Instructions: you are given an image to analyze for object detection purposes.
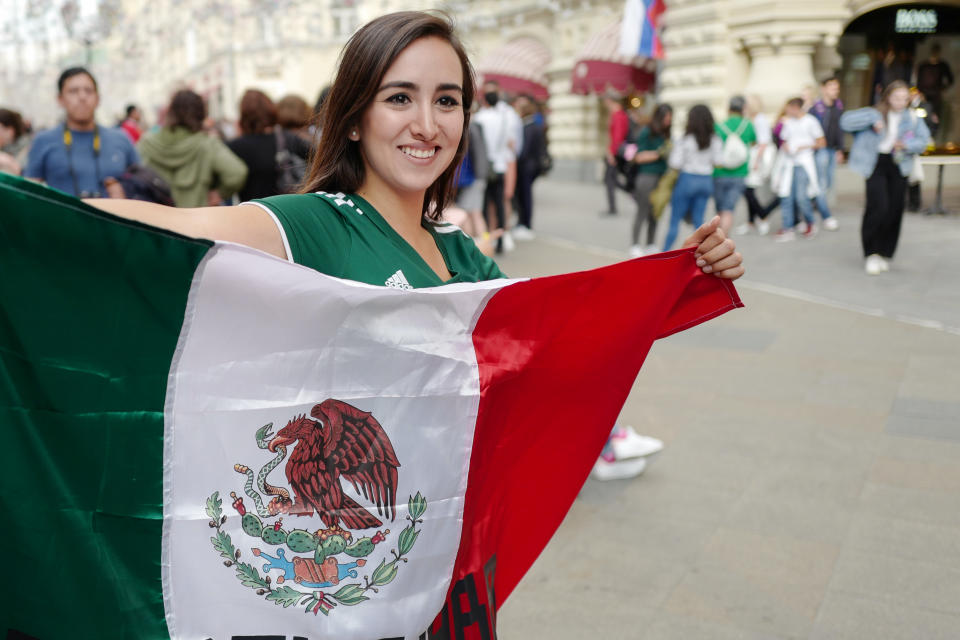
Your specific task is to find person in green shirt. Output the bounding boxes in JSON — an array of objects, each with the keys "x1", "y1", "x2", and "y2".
[
  {"x1": 84, "y1": 9, "x2": 745, "y2": 636},
  {"x1": 628, "y1": 103, "x2": 672, "y2": 258},
  {"x1": 713, "y1": 96, "x2": 757, "y2": 234}
]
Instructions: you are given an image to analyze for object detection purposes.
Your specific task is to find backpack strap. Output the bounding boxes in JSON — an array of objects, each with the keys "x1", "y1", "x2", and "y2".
[{"x1": 734, "y1": 118, "x2": 749, "y2": 136}]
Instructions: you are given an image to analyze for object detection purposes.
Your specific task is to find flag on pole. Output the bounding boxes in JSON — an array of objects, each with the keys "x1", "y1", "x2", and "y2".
[
  {"x1": 0, "y1": 174, "x2": 741, "y2": 639},
  {"x1": 619, "y1": 0, "x2": 666, "y2": 59}
]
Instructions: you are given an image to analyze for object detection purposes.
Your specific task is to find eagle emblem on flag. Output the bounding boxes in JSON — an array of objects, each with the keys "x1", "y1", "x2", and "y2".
[{"x1": 205, "y1": 399, "x2": 427, "y2": 616}]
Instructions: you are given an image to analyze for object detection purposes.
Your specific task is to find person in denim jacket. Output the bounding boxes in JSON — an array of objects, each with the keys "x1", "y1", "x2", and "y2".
[{"x1": 840, "y1": 80, "x2": 930, "y2": 276}]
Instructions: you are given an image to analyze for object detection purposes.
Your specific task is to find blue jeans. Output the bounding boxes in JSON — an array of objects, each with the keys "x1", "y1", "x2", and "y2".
[
  {"x1": 664, "y1": 172, "x2": 712, "y2": 251},
  {"x1": 781, "y1": 166, "x2": 814, "y2": 230},
  {"x1": 813, "y1": 148, "x2": 834, "y2": 220}
]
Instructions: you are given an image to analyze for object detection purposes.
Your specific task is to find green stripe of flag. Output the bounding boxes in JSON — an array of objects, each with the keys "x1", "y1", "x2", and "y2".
[{"x1": 1, "y1": 174, "x2": 212, "y2": 638}]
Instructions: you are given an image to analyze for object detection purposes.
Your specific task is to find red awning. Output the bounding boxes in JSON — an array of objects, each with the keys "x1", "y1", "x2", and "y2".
[
  {"x1": 477, "y1": 37, "x2": 551, "y2": 101},
  {"x1": 571, "y1": 21, "x2": 656, "y2": 96}
]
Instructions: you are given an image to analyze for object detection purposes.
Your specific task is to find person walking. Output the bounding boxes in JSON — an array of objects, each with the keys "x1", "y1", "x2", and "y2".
[
  {"x1": 601, "y1": 94, "x2": 630, "y2": 216},
  {"x1": 713, "y1": 96, "x2": 756, "y2": 234},
  {"x1": 453, "y1": 110, "x2": 490, "y2": 240},
  {"x1": 228, "y1": 89, "x2": 312, "y2": 200},
  {"x1": 119, "y1": 104, "x2": 144, "y2": 144},
  {"x1": 841, "y1": 80, "x2": 931, "y2": 275},
  {"x1": 138, "y1": 89, "x2": 247, "y2": 207},
  {"x1": 474, "y1": 80, "x2": 518, "y2": 252},
  {"x1": 808, "y1": 77, "x2": 843, "y2": 230},
  {"x1": 628, "y1": 103, "x2": 672, "y2": 257},
  {"x1": 24, "y1": 67, "x2": 139, "y2": 198},
  {"x1": 513, "y1": 93, "x2": 546, "y2": 240},
  {"x1": 663, "y1": 104, "x2": 722, "y2": 252},
  {"x1": 739, "y1": 95, "x2": 776, "y2": 235},
  {"x1": 772, "y1": 98, "x2": 824, "y2": 242}
]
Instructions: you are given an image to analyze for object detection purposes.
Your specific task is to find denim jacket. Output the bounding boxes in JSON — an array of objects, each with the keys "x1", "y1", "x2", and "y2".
[{"x1": 839, "y1": 107, "x2": 930, "y2": 178}]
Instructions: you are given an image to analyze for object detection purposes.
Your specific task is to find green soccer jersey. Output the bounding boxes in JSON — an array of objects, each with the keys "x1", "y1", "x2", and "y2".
[{"x1": 249, "y1": 191, "x2": 506, "y2": 288}]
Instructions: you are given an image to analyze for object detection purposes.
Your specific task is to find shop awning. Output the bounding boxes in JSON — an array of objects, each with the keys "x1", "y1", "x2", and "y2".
[
  {"x1": 571, "y1": 20, "x2": 657, "y2": 96},
  {"x1": 477, "y1": 37, "x2": 551, "y2": 101}
]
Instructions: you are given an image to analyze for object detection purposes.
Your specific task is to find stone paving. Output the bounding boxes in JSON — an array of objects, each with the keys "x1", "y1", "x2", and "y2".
[{"x1": 492, "y1": 170, "x2": 960, "y2": 639}]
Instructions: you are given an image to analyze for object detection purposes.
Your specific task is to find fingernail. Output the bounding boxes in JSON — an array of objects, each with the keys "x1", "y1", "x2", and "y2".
[
  {"x1": 696, "y1": 258, "x2": 706, "y2": 267},
  {"x1": 702, "y1": 265, "x2": 713, "y2": 273}
]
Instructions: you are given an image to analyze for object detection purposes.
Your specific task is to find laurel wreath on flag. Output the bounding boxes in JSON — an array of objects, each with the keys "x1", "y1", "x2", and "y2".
[{"x1": 205, "y1": 491, "x2": 427, "y2": 615}]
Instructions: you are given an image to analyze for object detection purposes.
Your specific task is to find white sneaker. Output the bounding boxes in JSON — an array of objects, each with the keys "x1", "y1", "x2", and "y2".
[
  {"x1": 501, "y1": 231, "x2": 516, "y2": 252},
  {"x1": 879, "y1": 256, "x2": 890, "y2": 272},
  {"x1": 757, "y1": 220, "x2": 771, "y2": 236},
  {"x1": 591, "y1": 456, "x2": 648, "y2": 481},
  {"x1": 865, "y1": 254, "x2": 884, "y2": 275},
  {"x1": 774, "y1": 229, "x2": 795, "y2": 243},
  {"x1": 823, "y1": 217, "x2": 839, "y2": 231},
  {"x1": 610, "y1": 425, "x2": 664, "y2": 460},
  {"x1": 512, "y1": 225, "x2": 535, "y2": 241},
  {"x1": 734, "y1": 223, "x2": 752, "y2": 236},
  {"x1": 629, "y1": 244, "x2": 644, "y2": 258}
]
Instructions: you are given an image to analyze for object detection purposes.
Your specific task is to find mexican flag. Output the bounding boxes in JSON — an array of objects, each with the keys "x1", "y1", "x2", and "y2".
[{"x1": 0, "y1": 174, "x2": 742, "y2": 640}]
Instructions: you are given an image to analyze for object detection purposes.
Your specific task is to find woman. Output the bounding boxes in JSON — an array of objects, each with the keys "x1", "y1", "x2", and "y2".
[
  {"x1": 628, "y1": 103, "x2": 672, "y2": 257},
  {"x1": 227, "y1": 89, "x2": 312, "y2": 200},
  {"x1": 514, "y1": 93, "x2": 547, "y2": 239},
  {"x1": 86, "y1": 10, "x2": 742, "y2": 629},
  {"x1": 138, "y1": 89, "x2": 247, "y2": 207},
  {"x1": 662, "y1": 104, "x2": 723, "y2": 251},
  {"x1": 841, "y1": 80, "x2": 930, "y2": 275}
]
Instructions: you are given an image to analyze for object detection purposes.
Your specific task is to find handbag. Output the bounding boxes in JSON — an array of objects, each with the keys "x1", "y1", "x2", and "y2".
[{"x1": 650, "y1": 168, "x2": 678, "y2": 220}]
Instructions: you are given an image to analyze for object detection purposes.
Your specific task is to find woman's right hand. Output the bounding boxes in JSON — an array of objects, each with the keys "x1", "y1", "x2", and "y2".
[{"x1": 873, "y1": 120, "x2": 885, "y2": 133}]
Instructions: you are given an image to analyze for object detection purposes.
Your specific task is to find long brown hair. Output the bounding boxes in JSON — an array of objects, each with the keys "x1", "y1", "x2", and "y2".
[
  {"x1": 877, "y1": 80, "x2": 909, "y2": 117},
  {"x1": 299, "y1": 11, "x2": 475, "y2": 219}
]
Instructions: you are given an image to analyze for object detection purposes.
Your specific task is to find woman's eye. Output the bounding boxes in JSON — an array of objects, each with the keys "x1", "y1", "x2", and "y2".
[
  {"x1": 386, "y1": 94, "x2": 410, "y2": 105},
  {"x1": 437, "y1": 95, "x2": 461, "y2": 108}
]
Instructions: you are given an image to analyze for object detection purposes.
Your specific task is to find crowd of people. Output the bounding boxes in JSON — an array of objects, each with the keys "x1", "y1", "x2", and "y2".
[
  {"x1": 607, "y1": 72, "x2": 935, "y2": 275},
  {"x1": 0, "y1": 67, "x2": 322, "y2": 209},
  {"x1": 0, "y1": 66, "x2": 556, "y2": 260}
]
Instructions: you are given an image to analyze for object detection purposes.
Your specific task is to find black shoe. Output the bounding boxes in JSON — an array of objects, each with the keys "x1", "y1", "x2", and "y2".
[{"x1": 599, "y1": 210, "x2": 618, "y2": 217}]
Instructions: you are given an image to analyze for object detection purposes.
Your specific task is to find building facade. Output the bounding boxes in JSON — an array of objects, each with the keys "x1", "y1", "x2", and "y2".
[{"x1": 2, "y1": 0, "x2": 957, "y2": 179}]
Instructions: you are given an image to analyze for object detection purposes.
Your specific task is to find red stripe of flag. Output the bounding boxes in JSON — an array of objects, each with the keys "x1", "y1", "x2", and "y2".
[{"x1": 426, "y1": 248, "x2": 742, "y2": 638}]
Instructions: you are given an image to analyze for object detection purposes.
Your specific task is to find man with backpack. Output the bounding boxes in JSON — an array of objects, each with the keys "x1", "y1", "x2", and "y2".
[{"x1": 713, "y1": 96, "x2": 756, "y2": 233}]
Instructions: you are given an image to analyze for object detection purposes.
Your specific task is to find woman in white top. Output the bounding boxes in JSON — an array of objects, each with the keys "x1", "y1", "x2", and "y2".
[
  {"x1": 840, "y1": 80, "x2": 930, "y2": 275},
  {"x1": 663, "y1": 104, "x2": 723, "y2": 251}
]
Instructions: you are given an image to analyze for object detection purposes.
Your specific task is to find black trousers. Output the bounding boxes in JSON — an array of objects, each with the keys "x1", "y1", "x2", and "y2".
[
  {"x1": 862, "y1": 153, "x2": 907, "y2": 258},
  {"x1": 744, "y1": 186, "x2": 778, "y2": 223},
  {"x1": 483, "y1": 173, "x2": 505, "y2": 250},
  {"x1": 603, "y1": 162, "x2": 619, "y2": 213},
  {"x1": 516, "y1": 165, "x2": 537, "y2": 229}
]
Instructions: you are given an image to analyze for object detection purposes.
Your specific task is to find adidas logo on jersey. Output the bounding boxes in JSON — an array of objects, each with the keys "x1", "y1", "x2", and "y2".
[{"x1": 385, "y1": 269, "x2": 413, "y2": 290}]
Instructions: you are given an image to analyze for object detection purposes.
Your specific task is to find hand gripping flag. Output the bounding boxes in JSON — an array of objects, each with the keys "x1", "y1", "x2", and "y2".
[{"x1": 0, "y1": 174, "x2": 741, "y2": 639}]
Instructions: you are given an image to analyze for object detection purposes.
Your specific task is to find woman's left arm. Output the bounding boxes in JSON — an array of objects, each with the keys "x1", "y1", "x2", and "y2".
[{"x1": 682, "y1": 216, "x2": 744, "y2": 280}]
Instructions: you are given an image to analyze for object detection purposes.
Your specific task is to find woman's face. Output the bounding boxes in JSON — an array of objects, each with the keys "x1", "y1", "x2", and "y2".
[
  {"x1": 356, "y1": 36, "x2": 464, "y2": 198},
  {"x1": 0, "y1": 124, "x2": 13, "y2": 146},
  {"x1": 887, "y1": 88, "x2": 909, "y2": 112}
]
